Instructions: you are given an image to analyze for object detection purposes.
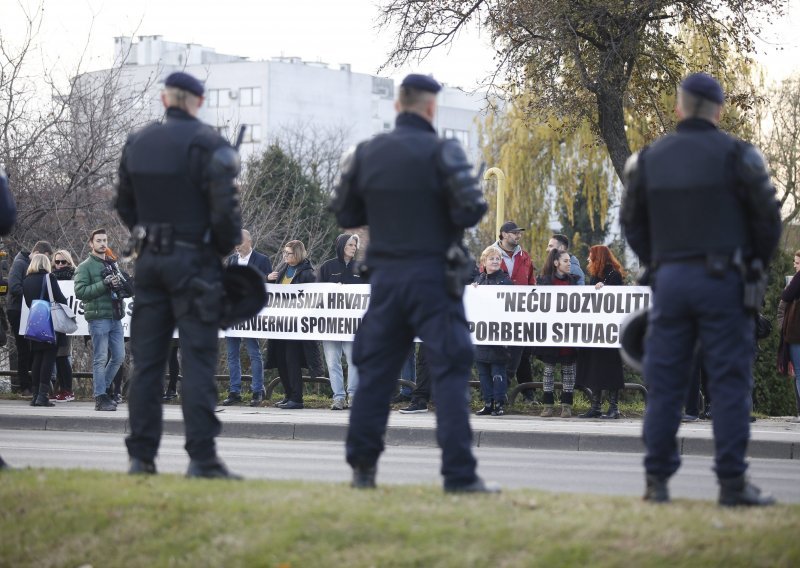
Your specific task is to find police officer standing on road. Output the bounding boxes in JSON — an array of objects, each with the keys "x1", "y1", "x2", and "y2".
[
  {"x1": 331, "y1": 73, "x2": 499, "y2": 493},
  {"x1": 621, "y1": 73, "x2": 781, "y2": 506},
  {"x1": 115, "y1": 72, "x2": 243, "y2": 479}
]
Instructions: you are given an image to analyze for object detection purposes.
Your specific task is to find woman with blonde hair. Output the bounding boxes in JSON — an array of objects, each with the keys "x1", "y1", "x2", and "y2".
[
  {"x1": 266, "y1": 240, "x2": 322, "y2": 408},
  {"x1": 23, "y1": 254, "x2": 69, "y2": 407}
]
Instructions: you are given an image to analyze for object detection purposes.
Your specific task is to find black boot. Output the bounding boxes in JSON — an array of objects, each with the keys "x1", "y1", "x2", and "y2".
[
  {"x1": 643, "y1": 474, "x2": 670, "y2": 503},
  {"x1": 33, "y1": 393, "x2": 55, "y2": 407},
  {"x1": 601, "y1": 390, "x2": 620, "y2": 419},
  {"x1": 352, "y1": 464, "x2": 377, "y2": 489},
  {"x1": 718, "y1": 475, "x2": 775, "y2": 507},
  {"x1": 579, "y1": 391, "x2": 602, "y2": 418}
]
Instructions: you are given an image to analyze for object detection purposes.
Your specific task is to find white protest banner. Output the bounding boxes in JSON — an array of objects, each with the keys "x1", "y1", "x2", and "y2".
[
  {"x1": 464, "y1": 285, "x2": 650, "y2": 347},
  {"x1": 19, "y1": 281, "x2": 134, "y2": 337},
  {"x1": 21, "y1": 282, "x2": 651, "y2": 348}
]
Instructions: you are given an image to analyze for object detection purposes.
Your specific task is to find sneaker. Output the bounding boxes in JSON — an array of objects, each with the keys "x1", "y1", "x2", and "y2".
[
  {"x1": 95, "y1": 394, "x2": 116, "y2": 411},
  {"x1": 492, "y1": 404, "x2": 505, "y2": 417},
  {"x1": 475, "y1": 405, "x2": 493, "y2": 416},
  {"x1": 390, "y1": 393, "x2": 412, "y2": 405},
  {"x1": 250, "y1": 390, "x2": 265, "y2": 408},
  {"x1": 113, "y1": 394, "x2": 123, "y2": 405},
  {"x1": 54, "y1": 391, "x2": 71, "y2": 402},
  {"x1": 62, "y1": 391, "x2": 75, "y2": 402},
  {"x1": 221, "y1": 392, "x2": 243, "y2": 406},
  {"x1": 399, "y1": 400, "x2": 429, "y2": 414},
  {"x1": 331, "y1": 398, "x2": 346, "y2": 411},
  {"x1": 162, "y1": 390, "x2": 178, "y2": 401},
  {"x1": 682, "y1": 414, "x2": 699, "y2": 422}
]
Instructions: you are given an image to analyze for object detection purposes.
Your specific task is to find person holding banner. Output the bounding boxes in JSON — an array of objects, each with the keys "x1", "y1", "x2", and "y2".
[
  {"x1": 577, "y1": 245, "x2": 626, "y2": 419},
  {"x1": 331, "y1": 73, "x2": 497, "y2": 493},
  {"x1": 23, "y1": 254, "x2": 68, "y2": 407},
  {"x1": 266, "y1": 240, "x2": 320, "y2": 409},
  {"x1": 473, "y1": 245, "x2": 512, "y2": 416},
  {"x1": 317, "y1": 233, "x2": 362, "y2": 410},
  {"x1": 52, "y1": 250, "x2": 77, "y2": 402},
  {"x1": 536, "y1": 249, "x2": 580, "y2": 418}
]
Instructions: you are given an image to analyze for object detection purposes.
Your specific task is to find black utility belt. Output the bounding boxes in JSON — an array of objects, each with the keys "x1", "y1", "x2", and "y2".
[{"x1": 139, "y1": 224, "x2": 206, "y2": 255}]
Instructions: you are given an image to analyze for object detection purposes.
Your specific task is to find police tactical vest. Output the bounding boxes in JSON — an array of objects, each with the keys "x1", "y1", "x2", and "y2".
[
  {"x1": 356, "y1": 121, "x2": 456, "y2": 264},
  {"x1": 643, "y1": 126, "x2": 749, "y2": 262},
  {"x1": 124, "y1": 115, "x2": 212, "y2": 238}
]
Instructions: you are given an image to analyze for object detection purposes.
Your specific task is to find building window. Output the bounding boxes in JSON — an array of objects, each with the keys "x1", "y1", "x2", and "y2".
[
  {"x1": 240, "y1": 87, "x2": 262, "y2": 107},
  {"x1": 443, "y1": 128, "x2": 469, "y2": 147},
  {"x1": 207, "y1": 89, "x2": 230, "y2": 108},
  {"x1": 242, "y1": 124, "x2": 262, "y2": 143}
]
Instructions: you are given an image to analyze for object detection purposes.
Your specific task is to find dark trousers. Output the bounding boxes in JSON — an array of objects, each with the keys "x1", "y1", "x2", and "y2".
[
  {"x1": 410, "y1": 345, "x2": 432, "y2": 403},
  {"x1": 166, "y1": 344, "x2": 180, "y2": 392},
  {"x1": 275, "y1": 339, "x2": 304, "y2": 403},
  {"x1": 56, "y1": 357, "x2": 72, "y2": 392},
  {"x1": 7, "y1": 310, "x2": 32, "y2": 391},
  {"x1": 31, "y1": 347, "x2": 57, "y2": 396},
  {"x1": 643, "y1": 264, "x2": 754, "y2": 480},
  {"x1": 346, "y1": 263, "x2": 478, "y2": 488},
  {"x1": 125, "y1": 248, "x2": 222, "y2": 463}
]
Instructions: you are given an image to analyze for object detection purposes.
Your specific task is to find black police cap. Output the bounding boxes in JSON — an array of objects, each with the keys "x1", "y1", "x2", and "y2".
[
  {"x1": 164, "y1": 71, "x2": 205, "y2": 97},
  {"x1": 400, "y1": 74, "x2": 442, "y2": 94},
  {"x1": 680, "y1": 72, "x2": 724, "y2": 104}
]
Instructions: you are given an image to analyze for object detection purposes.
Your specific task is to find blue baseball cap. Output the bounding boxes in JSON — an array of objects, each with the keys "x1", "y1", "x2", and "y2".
[
  {"x1": 164, "y1": 71, "x2": 205, "y2": 97},
  {"x1": 400, "y1": 74, "x2": 442, "y2": 94},
  {"x1": 680, "y1": 72, "x2": 724, "y2": 104}
]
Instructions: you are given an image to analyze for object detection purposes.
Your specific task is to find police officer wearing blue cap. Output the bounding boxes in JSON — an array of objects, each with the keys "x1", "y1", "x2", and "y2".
[
  {"x1": 621, "y1": 72, "x2": 781, "y2": 506},
  {"x1": 115, "y1": 71, "x2": 243, "y2": 479},
  {"x1": 331, "y1": 73, "x2": 498, "y2": 493}
]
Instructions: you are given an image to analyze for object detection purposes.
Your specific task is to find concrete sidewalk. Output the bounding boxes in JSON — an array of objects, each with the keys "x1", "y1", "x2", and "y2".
[{"x1": 1, "y1": 400, "x2": 799, "y2": 459}]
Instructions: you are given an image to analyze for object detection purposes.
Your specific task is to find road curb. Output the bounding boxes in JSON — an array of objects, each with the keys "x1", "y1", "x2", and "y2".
[{"x1": 2, "y1": 413, "x2": 796, "y2": 459}]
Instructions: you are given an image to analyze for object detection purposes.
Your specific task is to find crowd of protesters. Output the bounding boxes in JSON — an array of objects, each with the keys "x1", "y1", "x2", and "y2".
[{"x1": 3, "y1": 221, "x2": 645, "y2": 420}]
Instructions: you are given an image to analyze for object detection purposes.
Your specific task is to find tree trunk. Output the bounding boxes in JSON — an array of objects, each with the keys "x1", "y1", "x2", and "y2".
[{"x1": 595, "y1": 87, "x2": 632, "y2": 182}]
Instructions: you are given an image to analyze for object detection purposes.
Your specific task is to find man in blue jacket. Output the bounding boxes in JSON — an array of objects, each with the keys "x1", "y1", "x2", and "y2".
[{"x1": 222, "y1": 229, "x2": 271, "y2": 406}]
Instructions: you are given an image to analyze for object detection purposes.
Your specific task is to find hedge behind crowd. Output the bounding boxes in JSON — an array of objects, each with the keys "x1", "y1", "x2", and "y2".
[{"x1": 753, "y1": 249, "x2": 797, "y2": 416}]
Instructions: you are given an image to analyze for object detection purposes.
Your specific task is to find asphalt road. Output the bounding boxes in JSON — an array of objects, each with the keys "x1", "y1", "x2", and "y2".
[{"x1": 2, "y1": 430, "x2": 799, "y2": 503}]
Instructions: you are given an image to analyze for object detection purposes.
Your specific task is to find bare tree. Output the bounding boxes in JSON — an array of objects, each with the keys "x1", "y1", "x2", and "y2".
[{"x1": 762, "y1": 75, "x2": 800, "y2": 227}]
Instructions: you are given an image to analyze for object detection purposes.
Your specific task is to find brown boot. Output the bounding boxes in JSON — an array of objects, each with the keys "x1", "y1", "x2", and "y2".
[
  {"x1": 560, "y1": 404, "x2": 573, "y2": 418},
  {"x1": 540, "y1": 405, "x2": 555, "y2": 417}
]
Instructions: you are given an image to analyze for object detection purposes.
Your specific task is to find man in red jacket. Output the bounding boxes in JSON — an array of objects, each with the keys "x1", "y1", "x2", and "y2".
[
  {"x1": 493, "y1": 221, "x2": 537, "y2": 400},
  {"x1": 494, "y1": 221, "x2": 536, "y2": 285}
]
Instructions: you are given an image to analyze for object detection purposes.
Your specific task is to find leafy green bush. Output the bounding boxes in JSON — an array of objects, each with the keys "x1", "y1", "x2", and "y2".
[{"x1": 753, "y1": 249, "x2": 797, "y2": 416}]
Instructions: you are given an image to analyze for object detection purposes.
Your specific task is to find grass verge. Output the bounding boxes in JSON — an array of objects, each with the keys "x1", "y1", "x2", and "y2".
[{"x1": 0, "y1": 469, "x2": 798, "y2": 567}]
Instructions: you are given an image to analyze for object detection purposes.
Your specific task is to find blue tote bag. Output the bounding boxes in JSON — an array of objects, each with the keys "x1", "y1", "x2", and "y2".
[{"x1": 24, "y1": 278, "x2": 56, "y2": 344}]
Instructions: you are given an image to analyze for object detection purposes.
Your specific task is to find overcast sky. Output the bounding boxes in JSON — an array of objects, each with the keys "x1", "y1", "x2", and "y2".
[{"x1": 1, "y1": 0, "x2": 798, "y2": 88}]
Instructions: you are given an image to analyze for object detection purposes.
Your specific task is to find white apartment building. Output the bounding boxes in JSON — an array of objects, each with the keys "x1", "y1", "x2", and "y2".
[{"x1": 82, "y1": 35, "x2": 487, "y2": 163}]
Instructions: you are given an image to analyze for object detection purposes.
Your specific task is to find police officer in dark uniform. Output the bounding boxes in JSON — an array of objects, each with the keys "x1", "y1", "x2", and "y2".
[
  {"x1": 115, "y1": 72, "x2": 243, "y2": 478},
  {"x1": 621, "y1": 72, "x2": 781, "y2": 506},
  {"x1": 331, "y1": 73, "x2": 498, "y2": 493}
]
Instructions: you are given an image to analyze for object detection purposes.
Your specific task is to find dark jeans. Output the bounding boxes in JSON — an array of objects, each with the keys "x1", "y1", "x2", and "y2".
[{"x1": 476, "y1": 361, "x2": 507, "y2": 404}]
